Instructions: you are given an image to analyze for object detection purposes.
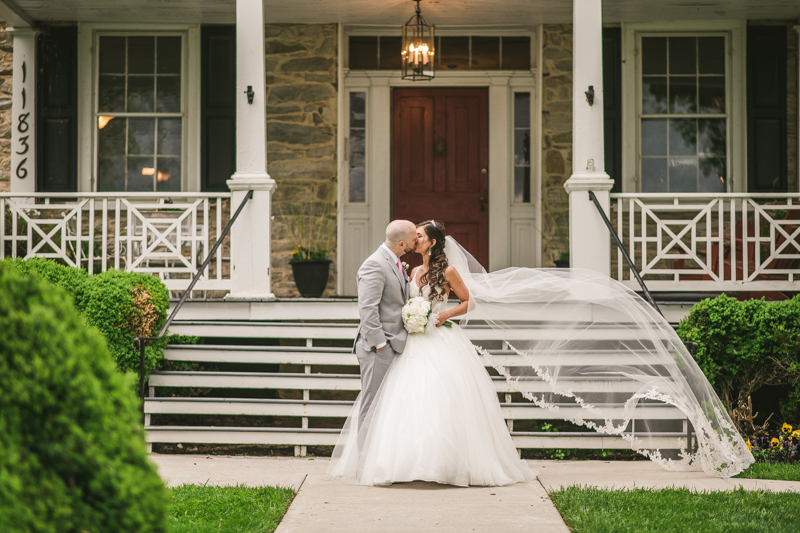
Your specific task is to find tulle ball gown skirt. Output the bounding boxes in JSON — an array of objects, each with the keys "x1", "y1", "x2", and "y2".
[{"x1": 328, "y1": 324, "x2": 537, "y2": 487}]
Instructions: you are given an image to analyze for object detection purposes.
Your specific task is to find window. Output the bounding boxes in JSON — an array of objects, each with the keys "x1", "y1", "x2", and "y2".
[
  {"x1": 348, "y1": 36, "x2": 531, "y2": 71},
  {"x1": 96, "y1": 35, "x2": 183, "y2": 192},
  {"x1": 348, "y1": 92, "x2": 366, "y2": 203},
  {"x1": 513, "y1": 92, "x2": 531, "y2": 203},
  {"x1": 639, "y1": 35, "x2": 727, "y2": 192}
]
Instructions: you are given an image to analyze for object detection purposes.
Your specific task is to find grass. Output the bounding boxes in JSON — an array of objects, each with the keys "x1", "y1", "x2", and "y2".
[
  {"x1": 734, "y1": 462, "x2": 800, "y2": 482},
  {"x1": 549, "y1": 486, "x2": 800, "y2": 533},
  {"x1": 168, "y1": 484, "x2": 296, "y2": 533}
]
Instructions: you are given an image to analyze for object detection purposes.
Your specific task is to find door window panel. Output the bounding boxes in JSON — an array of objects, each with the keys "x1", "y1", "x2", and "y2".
[
  {"x1": 96, "y1": 35, "x2": 183, "y2": 191},
  {"x1": 348, "y1": 92, "x2": 367, "y2": 203},
  {"x1": 513, "y1": 92, "x2": 531, "y2": 203}
]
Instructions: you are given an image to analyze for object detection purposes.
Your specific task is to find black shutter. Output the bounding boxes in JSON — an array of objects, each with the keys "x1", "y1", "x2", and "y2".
[
  {"x1": 603, "y1": 27, "x2": 622, "y2": 193},
  {"x1": 36, "y1": 26, "x2": 78, "y2": 192},
  {"x1": 747, "y1": 26, "x2": 787, "y2": 193},
  {"x1": 201, "y1": 26, "x2": 237, "y2": 192}
]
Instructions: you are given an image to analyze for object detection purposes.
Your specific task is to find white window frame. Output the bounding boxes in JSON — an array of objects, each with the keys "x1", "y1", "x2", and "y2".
[
  {"x1": 621, "y1": 20, "x2": 746, "y2": 193},
  {"x1": 77, "y1": 23, "x2": 201, "y2": 193}
]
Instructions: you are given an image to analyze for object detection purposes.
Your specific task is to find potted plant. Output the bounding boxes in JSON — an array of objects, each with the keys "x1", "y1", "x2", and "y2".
[
  {"x1": 281, "y1": 188, "x2": 336, "y2": 298},
  {"x1": 554, "y1": 252, "x2": 570, "y2": 268}
]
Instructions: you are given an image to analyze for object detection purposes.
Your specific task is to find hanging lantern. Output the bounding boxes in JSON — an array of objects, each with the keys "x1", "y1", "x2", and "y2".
[{"x1": 401, "y1": 0, "x2": 435, "y2": 81}]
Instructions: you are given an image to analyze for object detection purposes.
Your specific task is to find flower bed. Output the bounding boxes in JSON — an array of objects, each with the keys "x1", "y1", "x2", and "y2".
[{"x1": 746, "y1": 423, "x2": 800, "y2": 463}]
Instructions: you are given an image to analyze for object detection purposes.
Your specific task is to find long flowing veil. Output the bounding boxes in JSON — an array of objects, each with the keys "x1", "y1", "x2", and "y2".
[{"x1": 444, "y1": 236, "x2": 753, "y2": 477}]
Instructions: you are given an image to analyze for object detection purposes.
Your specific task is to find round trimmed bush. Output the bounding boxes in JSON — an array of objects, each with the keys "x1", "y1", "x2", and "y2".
[{"x1": 0, "y1": 262, "x2": 168, "y2": 533}]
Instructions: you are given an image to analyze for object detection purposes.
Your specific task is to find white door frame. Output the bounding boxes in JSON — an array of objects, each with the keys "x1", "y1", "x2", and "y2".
[{"x1": 338, "y1": 28, "x2": 541, "y2": 295}]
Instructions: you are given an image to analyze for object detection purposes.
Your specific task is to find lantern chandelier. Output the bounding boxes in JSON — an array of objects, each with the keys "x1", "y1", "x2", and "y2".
[{"x1": 401, "y1": 0, "x2": 436, "y2": 81}]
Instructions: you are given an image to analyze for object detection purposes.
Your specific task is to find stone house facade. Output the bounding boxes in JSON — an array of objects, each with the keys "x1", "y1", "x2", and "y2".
[{"x1": 1, "y1": 1, "x2": 799, "y2": 298}]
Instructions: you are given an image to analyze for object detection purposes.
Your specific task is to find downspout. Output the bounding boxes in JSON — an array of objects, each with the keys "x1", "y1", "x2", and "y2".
[
  {"x1": 795, "y1": 25, "x2": 800, "y2": 191},
  {"x1": 336, "y1": 23, "x2": 345, "y2": 295}
]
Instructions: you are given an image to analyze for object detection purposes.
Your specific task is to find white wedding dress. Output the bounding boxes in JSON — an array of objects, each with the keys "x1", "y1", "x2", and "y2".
[{"x1": 328, "y1": 269, "x2": 537, "y2": 486}]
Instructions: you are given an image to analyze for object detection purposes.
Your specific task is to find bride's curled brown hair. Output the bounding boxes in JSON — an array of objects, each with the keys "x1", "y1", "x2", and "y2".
[{"x1": 418, "y1": 220, "x2": 448, "y2": 301}]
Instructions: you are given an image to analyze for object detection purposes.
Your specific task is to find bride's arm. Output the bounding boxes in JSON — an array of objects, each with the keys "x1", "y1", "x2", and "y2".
[{"x1": 436, "y1": 266, "x2": 469, "y2": 326}]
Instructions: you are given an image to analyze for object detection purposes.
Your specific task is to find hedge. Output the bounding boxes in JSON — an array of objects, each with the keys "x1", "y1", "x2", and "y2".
[
  {"x1": 677, "y1": 295, "x2": 800, "y2": 429},
  {"x1": 0, "y1": 261, "x2": 168, "y2": 532},
  {"x1": 8, "y1": 258, "x2": 169, "y2": 381}
]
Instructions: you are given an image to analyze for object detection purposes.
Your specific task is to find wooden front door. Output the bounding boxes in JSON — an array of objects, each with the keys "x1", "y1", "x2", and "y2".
[{"x1": 392, "y1": 88, "x2": 489, "y2": 268}]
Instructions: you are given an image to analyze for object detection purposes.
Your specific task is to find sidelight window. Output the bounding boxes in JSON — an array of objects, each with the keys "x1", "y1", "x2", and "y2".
[
  {"x1": 513, "y1": 92, "x2": 531, "y2": 203},
  {"x1": 639, "y1": 35, "x2": 728, "y2": 192},
  {"x1": 348, "y1": 91, "x2": 367, "y2": 203},
  {"x1": 95, "y1": 34, "x2": 184, "y2": 192}
]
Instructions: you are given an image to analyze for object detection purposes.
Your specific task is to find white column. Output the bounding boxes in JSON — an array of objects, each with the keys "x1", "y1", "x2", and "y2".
[
  {"x1": 9, "y1": 28, "x2": 37, "y2": 195},
  {"x1": 563, "y1": 0, "x2": 614, "y2": 275},
  {"x1": 227, "y1": 0, "x2": 277, "y2": 299}
]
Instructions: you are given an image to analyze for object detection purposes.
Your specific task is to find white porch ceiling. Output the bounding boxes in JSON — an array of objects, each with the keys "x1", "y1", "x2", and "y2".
[{"x1": 7, "y1": 0, "x2": 800, "y2": 26}]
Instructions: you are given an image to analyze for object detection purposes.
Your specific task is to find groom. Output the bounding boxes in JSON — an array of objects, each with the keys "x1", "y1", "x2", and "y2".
[{"x1": 354, "y1": 219, "x2": 417, "y2": 431}]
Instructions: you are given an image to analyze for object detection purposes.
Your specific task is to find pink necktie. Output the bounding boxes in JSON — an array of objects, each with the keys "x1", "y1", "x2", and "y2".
[{"x1": 396, "y1": 258, "x2": 403, "y2": 278}]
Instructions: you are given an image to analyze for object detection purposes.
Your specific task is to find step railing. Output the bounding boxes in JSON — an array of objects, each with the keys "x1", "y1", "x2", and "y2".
[{"x1": 134, "y1": 190, "x2": 253, "y2": 421}]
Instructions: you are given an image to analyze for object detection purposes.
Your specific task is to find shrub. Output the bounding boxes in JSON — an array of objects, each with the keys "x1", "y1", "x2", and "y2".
[
  {"x1": 8, "y1": 258, "x2": 169, "y2": 381},
  {"x1": 677, "y1": 295, "x2": 800, "y2": 431},
  {"x1": 0, "y1": 262, "x2": 168, "y2": 532}
]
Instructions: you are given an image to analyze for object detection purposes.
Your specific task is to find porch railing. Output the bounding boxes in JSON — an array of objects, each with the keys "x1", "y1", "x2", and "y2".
[
  {"x1": 611, "y1": 193, "x2": 800, "y2": 292},
  {"x1": 0, "y1": 192, "x2": 233, "y2": 294}
]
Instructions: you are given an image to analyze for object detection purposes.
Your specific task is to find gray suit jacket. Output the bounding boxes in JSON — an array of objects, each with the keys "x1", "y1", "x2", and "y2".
[{"x1": 354, "y1": 246, "x2": 409, "y2": 354}]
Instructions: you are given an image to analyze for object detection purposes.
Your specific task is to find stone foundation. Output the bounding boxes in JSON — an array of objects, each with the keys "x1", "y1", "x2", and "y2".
[
  {"x1": 0, "y1": 20, "x2": 12, "y2": 193},
  {"x1": 265, "y1": 24, "x2": 338, "y2": 297},
  {"x1": 540, "y1": 24, "x2": 572, "y2": 267}
]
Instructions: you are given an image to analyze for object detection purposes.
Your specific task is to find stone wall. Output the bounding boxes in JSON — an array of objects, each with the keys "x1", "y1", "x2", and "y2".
[
  {"x1": 0, "y1": 20, "x2": 11, "y2": 193},
  {"x1": 265, "y1": 24, "x2": 338, "y2": 297},
  {"x1": 540, "y1": 25, "x2": 572, "y2": 267}
]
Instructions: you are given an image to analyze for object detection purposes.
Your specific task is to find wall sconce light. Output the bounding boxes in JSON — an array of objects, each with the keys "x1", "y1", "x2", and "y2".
[
  {"x1": 246, "y1": 86, "x2": 254, "y2": 104},
  {"x1": 585, "y1": 85, "x2": 595, "y2": 106}
]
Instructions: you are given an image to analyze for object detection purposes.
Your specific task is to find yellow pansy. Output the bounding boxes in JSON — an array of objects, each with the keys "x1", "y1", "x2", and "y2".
[
  {"x1": 782, "y1": 423, "x2": 793, "y2": 434},
  {"x1": 770, "y1": 437, "x2": 780, "y2": 448},
  {"x1": 792, "y1": 430, "x2": 800, "y2": 439}
]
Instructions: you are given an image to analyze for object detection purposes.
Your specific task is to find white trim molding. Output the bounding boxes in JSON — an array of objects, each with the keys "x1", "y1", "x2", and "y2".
[
  {"x1": 77, "y1": 22, "x2": 201, "y2": 193},
  {"x1": 620, "y1": 20, "x2": 746, "y2": 194},
  {"x1": 9, "y1": 27, "x2": 37, "y2": 195}
]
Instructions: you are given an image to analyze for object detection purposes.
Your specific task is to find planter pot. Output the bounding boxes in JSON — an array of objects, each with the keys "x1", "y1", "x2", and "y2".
[
  {"x1": 553, "y1": 259, "x2": 570, "y2": 268},
  {"x1": 291, "y1": 260, "x2": 332, "y2": 298}
]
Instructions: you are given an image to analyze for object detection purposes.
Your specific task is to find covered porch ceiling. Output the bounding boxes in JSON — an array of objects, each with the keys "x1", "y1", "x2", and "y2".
[{"x1": 2, "y1": 0, "x2": 799, "y2": 27}]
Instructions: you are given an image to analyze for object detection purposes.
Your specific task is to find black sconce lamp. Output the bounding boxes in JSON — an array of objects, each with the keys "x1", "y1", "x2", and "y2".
[
  {"x1": 246, "y1": 86, "x2": 255, "y2": 104},
  {"x1": 585, "y1": 85, "x2": 595, "y2": 106}
]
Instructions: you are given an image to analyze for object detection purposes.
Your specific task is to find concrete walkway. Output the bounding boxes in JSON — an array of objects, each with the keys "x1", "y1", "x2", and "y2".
[{"x1": 150, "y1": 455, "x2": 800, "y2": 533}]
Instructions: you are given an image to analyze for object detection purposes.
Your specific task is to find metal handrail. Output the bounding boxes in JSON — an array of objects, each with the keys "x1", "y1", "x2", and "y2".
[
  {"x1": 134, "y1": 189, "x2": 253, "y2": 420},
  {"x1": 588, "y1": 190, "x2": 663, "y2": 316}
]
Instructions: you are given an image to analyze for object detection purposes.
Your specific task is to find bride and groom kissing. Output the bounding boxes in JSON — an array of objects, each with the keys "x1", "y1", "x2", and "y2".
[
  {"x1": 328, "y1": 219, "x2": 757, "y2": 485},
  {"x1": 327, "y1": 219, "x2": 537, "y2": 486}
]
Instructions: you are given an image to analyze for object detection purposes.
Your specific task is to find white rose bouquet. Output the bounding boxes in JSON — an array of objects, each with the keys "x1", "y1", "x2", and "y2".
[{"x1": 402, "y1": 296, "x2": 453, "y2": 333}]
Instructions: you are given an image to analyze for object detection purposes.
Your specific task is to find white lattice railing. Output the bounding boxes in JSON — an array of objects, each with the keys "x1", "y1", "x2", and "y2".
[
  {"x1": 1, "y1": 193, "x2": 233, "y2": 293},
  {"x1": 611, "y1": 193, "x2": 800, "y2": 292}
]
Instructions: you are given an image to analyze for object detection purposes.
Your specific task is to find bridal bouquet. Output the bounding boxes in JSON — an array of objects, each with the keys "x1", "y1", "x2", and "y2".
[{"x1": 402, "y1": 297, "x2": 452, "y2": 334}]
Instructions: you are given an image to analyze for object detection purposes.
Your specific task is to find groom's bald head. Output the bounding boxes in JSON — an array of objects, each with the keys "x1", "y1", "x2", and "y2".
[{"x1": 385, "y1": 220, "x2": 415, "y2": 245}]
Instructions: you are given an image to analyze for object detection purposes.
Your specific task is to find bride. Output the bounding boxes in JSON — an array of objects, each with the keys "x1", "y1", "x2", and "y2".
[
  {"x1": 328, "y1": 220, "x2": 537, "y2": 486},
  {"x1": 330, "y1": 220, "x2": 754, "y2": 485}
]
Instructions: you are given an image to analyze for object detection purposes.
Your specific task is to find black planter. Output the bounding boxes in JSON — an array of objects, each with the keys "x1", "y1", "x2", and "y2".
[
  {"x1": 291, "y1": 260, "x2": 331, "y2": 298},
  {"x1": 553, "y1": 259, "x2": 570, "y2": 268}
]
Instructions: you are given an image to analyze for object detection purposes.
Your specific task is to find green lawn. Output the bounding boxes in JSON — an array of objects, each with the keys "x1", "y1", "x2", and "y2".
[
  {"x1": 734, "y1": 462, "x2": 800, "y2": 482},
  {"x1": 168, "y1": 485, "x2": 295, "y2": 533},
  {"x1": 549, "y1": 486, "x2": 800, "y2": 533}
]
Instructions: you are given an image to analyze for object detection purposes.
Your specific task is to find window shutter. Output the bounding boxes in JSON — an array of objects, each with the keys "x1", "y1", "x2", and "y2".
[
  {"x1": 747, "y1": 26, "x2": 787, "y2": 193},
  {"x1": 603, "y1": 27, "x2": 622, "y2": 193},
  {"x1": 36, "y1": 26, "x2": 78, "y2": 192},
  {"x1": 201, "y1": 26, "x2": 237, "y2": 192}
]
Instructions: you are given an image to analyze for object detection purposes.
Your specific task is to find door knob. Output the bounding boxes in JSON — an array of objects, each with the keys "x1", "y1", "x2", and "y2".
[
  {"x1": 481, "y1": 168, "x2": 487, "y2": 174},
  {"x1": 479, "y1": 196, "x2": 487, "y2": 212}
]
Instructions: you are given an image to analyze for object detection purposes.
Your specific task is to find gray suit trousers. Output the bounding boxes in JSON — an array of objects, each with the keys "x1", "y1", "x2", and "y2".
[{"x1": 355, "y1": 342, "x2": 395, "y2": 445}]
